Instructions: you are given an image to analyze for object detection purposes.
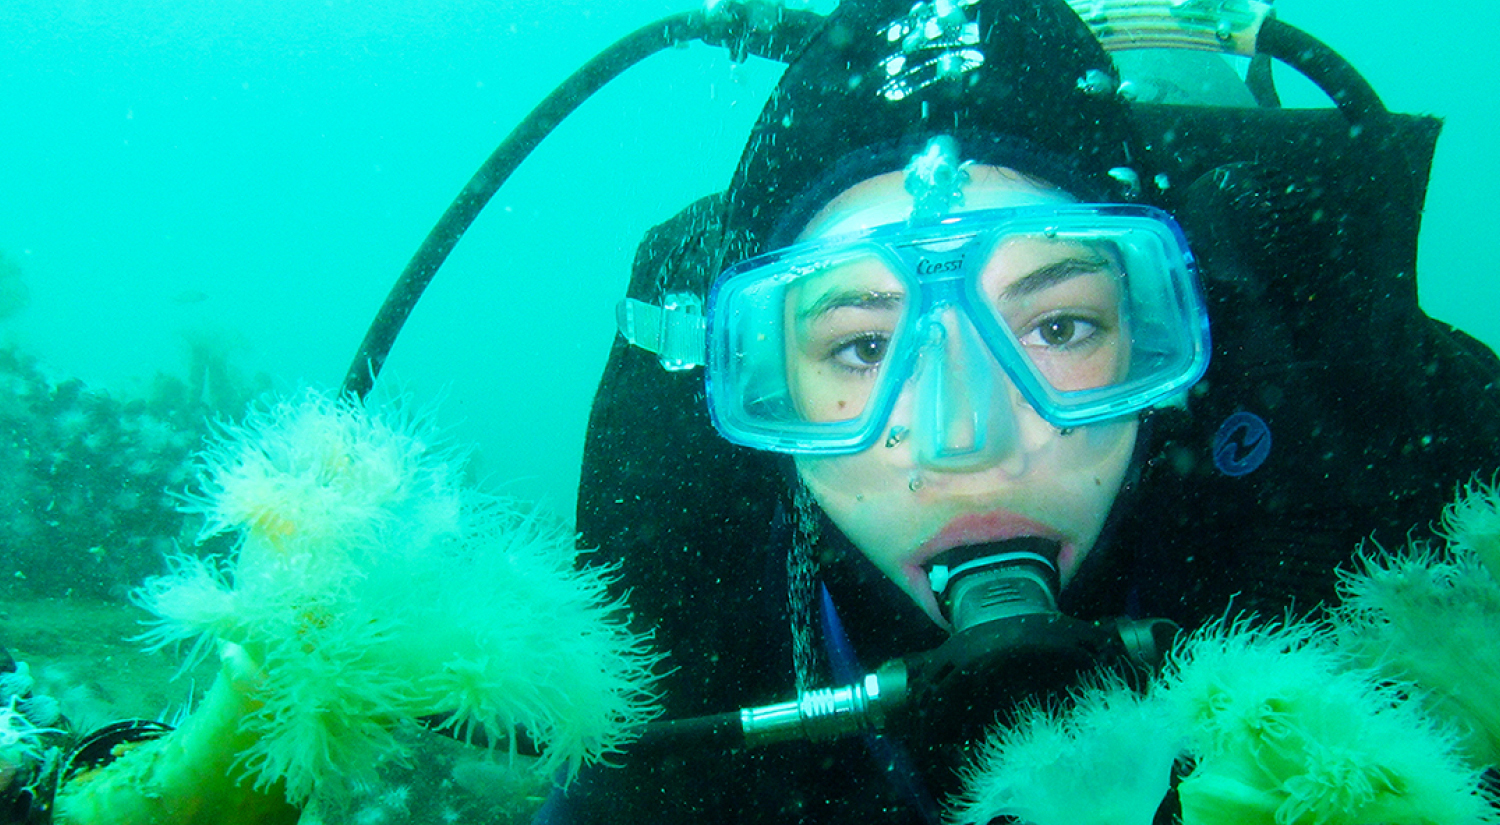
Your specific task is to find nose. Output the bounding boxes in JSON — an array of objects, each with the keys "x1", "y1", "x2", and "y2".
[{"x1": 905, "y1": 306, "x2": 1022, "y2": 470}]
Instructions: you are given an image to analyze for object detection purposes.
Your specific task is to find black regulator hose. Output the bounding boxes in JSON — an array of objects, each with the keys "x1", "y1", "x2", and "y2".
[
  {"x1": 341, "y1": 4, "x2": 825, "y2": 399},
  {"x1": 605, "y1": 541, "x2": 1179, "y2": 761},
  {"x1": 1255, "y1": 17, "x2": 1385, "y2": 126},
  {"x1": 419, "y1": 708, "x2": 745, "y2": 758}
]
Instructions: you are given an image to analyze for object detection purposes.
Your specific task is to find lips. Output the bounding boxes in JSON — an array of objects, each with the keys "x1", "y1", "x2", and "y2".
[{"x1": 913, "y1": 510, "x2": 1069, "y2": 568}]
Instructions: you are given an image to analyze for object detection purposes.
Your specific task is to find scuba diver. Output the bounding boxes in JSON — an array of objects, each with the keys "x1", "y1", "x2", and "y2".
[
  {"x1": 550, "y1": 0, "x2": 1500, "y2": 821},
  {"x1": 7, "y1": 1, "x2": 1498, "y2": 823}
]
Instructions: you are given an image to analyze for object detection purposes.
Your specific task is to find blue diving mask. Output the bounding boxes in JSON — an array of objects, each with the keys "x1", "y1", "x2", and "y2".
[{"x1": 619, "y1": 203, "x2": 1210, "y2": 455}]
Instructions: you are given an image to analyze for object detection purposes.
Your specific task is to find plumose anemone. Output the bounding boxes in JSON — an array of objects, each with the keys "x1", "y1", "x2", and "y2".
[
  {"x1": 951, "y1": 618, "x2": 1496, "y2": 825},
  {"x1": 1334, "y1": 478, "x2": 1500, "y2": 768},
  {"x1": 52, "y1": 389, "x2": 661, "y2": 824},
  {"x1": 945, "y1": 674, "x2": 1181, "y2": 825},
  {"x1": 1160, "y1": 620, "x2": 1492, "y2": 825},
  {"x1": 0, "y1": 701, "x2": 53, "y2": 766}
]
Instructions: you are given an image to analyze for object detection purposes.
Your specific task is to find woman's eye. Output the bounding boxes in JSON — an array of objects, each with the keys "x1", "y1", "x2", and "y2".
[
  {"x1": 1022, "y1": 315, "x2": 1099, "y2": 349},
  {"x1": 831, "y1": 334, "x2": 890, "y2": 370}
]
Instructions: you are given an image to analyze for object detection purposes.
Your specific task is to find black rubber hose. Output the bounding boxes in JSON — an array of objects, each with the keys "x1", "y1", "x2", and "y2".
[
  {"x1": 420, "y1": 711, "x2": 744, "y2": 757},
  {"x1": 340, "y1": 7, "x2": 825, "y2": 399},
  {"x1": 340, "y1": 12, "x2": 707, "y2": 399},
  {"x1": 1256, "y1": 17, "x2": 1385, "y2": 125},
  {"x1": 632, "y1": 711, "x2": 745, "y2": 752}
]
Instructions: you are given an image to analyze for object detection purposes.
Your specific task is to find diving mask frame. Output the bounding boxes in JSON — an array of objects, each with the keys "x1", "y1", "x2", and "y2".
[{"x1": 698, "y1": 202, "x2": 1210, "y2": 454}]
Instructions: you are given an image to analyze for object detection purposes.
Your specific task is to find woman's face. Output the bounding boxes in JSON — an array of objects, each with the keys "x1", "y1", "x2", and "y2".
[{"x1": 791, "y1": 165, "x2": 1138, "y2": 628}]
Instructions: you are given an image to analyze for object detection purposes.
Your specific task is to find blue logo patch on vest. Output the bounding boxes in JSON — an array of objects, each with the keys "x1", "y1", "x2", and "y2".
[{"x1": 1212, "y1": 411, "x2": 1272, "y2": 477}]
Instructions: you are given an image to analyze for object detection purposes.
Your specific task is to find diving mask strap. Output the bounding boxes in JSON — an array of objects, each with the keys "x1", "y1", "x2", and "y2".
[{"x1": 617, "y1": 294, "x2": 707, "y2": 371}]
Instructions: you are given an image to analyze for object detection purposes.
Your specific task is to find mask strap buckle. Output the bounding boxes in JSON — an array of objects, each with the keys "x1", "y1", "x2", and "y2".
[{"x1": 616, "y1": 293, "x2": 706, "y2": 371}]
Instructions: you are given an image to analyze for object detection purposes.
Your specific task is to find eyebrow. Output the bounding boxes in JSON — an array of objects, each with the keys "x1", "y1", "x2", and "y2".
[
  {"x1": 998, "y1": 254, "x2": 1116, "y2": 301},
  {"x1": 797, "y1": 289, "x2": 904, "y2": 322}
]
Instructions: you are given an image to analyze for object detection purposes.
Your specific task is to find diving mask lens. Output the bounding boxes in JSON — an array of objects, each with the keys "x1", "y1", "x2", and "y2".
[{"x1": 705, "y1": 204, "x2": 1209, "y2": 454}]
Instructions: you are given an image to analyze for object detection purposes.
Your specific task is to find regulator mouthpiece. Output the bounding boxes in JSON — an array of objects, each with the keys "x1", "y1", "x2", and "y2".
[{"x1": 926, "y1": 538, "x2": 1061, "y2": 632}]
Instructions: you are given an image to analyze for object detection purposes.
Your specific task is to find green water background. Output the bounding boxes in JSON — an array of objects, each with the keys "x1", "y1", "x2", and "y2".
[{"x1": 0, "y1": 0, "x2": 1494, "y2": 517}]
